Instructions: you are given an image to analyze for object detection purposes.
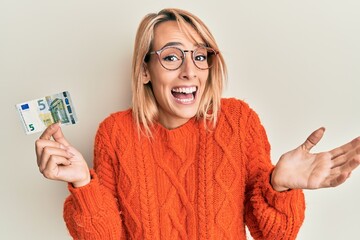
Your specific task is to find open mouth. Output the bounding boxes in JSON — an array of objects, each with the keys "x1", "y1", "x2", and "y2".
[{"x1": 171, "y1": 86, "x2": 197, "y2": 103}]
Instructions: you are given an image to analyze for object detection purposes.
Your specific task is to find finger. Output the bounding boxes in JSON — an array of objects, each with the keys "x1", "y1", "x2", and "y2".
[
  {"x1": 39, "y1": 122, "x2": 61, "y2": 140},
  {"x1": 65, "y1": 145, "x2": 81, "y2": 158},
  {"x1": 331, "y1": 146, "x2": 360, "y2": 169},
  {"x1": 52, "y1": 124, "x2": 70, "y2": 146},
  {"x1": 330, "y1": 154, "x2": 360, "y2": 187},
  {"x1": 329, "y1": 172, "x2": 349, "y2": 187},
  {"x1": 301, "y1": 127, "x2": 325, "y2": 152},
  {"x1": 35, "y1": 139, "x2": 66, "y2": 162},
  {"x1": 330, "y1": 137, "x2": 360, "y2": 159},
  {"x1": 331, "y1": 152, "x2": 349, "y2": 169},
  {"x1": 39, "y1": 122, "x2": 70, "y2": 146},
  {"x1": 41, "y1": 156, "x2": 72, "y2": 180},
  {"x1": 38, "y1": 146, "x2": 73, "y2": 172}
]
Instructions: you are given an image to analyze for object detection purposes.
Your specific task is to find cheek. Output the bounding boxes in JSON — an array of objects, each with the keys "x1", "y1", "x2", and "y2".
[
  {"x1": 150, "y1": 71, "x2": 177, "y2": 89},
  {"x1": 200, "y1": 72, "x2": 210, "y2": 86},
  {"x1": 150, "y1": 78, "x2": 171, "y2": 101}
]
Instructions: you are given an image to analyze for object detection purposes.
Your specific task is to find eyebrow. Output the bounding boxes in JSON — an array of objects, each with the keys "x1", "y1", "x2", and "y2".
[
  {"x1": 160, "y1": 41, "x2": 206, "y2": 49},
  {"x1": 161, "y1": 42, "x2": 183, "y2": 49}
]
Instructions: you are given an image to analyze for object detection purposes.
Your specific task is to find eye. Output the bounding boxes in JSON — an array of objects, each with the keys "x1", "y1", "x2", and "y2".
[
  {"x1": 194, "y1": 54, "x2": 207, "y2": 62},
  {"x1": 162, "y1": 54, "x2": 181, "y2": 62},
  {"x1": 194, "y1": 48, "x2": 209, "y2": 62},
  {"x1": 160, "y1": 47, "x2": 183, "y2": 62}
]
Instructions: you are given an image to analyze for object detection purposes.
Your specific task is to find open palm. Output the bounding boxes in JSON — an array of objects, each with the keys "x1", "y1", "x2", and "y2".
[{"x1": 271, "y1": 128, "x2": 360, "y2": 192}]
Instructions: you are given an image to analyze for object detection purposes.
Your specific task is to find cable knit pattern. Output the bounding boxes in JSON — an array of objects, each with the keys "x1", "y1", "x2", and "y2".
[{"x1": 63, "y1": 98, "x2": 305, "y2": 239}]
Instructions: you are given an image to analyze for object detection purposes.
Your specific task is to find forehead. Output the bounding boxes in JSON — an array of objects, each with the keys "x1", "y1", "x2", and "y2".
[{"x1": 153, "y1": 21, "x2": 204, "y2": 49}]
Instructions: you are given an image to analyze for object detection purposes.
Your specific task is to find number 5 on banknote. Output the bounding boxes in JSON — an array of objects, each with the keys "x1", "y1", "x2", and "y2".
[{"x1": 15, "y1": 91, "x2": 78, "y2": 134}]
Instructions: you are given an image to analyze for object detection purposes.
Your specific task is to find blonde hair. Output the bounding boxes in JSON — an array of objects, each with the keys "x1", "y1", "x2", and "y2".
[{"x1": 131, "y1": 8, "x2": 227, "y2": 136}]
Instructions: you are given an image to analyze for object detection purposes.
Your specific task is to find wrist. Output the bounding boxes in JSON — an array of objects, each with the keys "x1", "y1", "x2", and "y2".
[
  {"x1": 271, "y1": 170, "x2": 290, "y2": 192},
  {"x1": 72, "y1": 173, "x2": 91, "y2": 188}
]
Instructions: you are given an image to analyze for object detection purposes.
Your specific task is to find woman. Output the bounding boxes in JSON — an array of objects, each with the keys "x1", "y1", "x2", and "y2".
[{"x1": 35, "y1": 8, "x2": 360, "y2": 239}]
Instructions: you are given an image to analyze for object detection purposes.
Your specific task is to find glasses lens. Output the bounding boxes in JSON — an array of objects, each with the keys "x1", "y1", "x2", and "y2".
[
  {"x1": 193, "y1": 47, "x2": 216, "y2": 70},
  {"x1": 159, "y1": 47, "x2": 184, "y2": 70},
  {"x1": 158, "y1": 47, "x2": 217, "y2": 70}
]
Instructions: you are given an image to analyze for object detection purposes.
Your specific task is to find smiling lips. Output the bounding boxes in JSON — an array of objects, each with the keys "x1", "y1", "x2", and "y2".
[{"x1": 171, "y1": 86, "x2": 197, "y2": 104}]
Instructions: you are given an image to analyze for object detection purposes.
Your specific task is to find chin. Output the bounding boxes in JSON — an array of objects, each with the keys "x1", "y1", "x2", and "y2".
[{"x1": 176, "y1": 109, "x2": 198, "y2": 120}]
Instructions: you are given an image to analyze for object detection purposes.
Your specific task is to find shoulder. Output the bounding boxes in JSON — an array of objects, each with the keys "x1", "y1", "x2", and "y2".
[
  {"x1": 219, "y1": 98, "x2": 270, "y2": 150},
  {"x1": 102, "y1": 108, "x2": 133, "y2": 124},
  {"x1": 220, "y1": 98, "x2": 256, "y2": 119},
  {"x1": 97, "y1": 108, "x2": 134, "y2": 137},
  {"x1": 219, "y1": 98, "x2": 264, "y2": 131}
]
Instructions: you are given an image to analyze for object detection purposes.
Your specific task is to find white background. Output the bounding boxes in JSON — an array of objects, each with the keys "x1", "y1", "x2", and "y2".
[{"x1": 1, "y1": 0, "x2": 359, "y2": 239}]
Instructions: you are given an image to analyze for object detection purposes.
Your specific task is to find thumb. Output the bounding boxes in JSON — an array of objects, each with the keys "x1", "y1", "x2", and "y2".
[
  {"x1": 301, "y1": 127, "x2": 325, "y2": 152},
  {"x1": 52, "y1": 123, "x2": 70, "y2": 147}
]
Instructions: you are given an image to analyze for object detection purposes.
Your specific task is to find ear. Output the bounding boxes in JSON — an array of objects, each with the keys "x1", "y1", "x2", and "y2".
[{"x1": 142, "y1": 63, "x2": 151, "y2": 84}]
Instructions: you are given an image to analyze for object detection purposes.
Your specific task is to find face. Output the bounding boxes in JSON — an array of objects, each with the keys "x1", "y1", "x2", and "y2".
[{"x1": 145, "y1": 21, "x2": 209, "y2": 129}]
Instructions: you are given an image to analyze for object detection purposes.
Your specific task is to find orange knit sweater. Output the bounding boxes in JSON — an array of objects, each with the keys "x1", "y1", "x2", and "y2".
[{"x1": 63, "y1": 98, "x2": 305, "y2": 240}]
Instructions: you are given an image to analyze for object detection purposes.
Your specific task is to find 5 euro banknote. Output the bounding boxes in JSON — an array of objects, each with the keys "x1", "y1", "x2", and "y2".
[{"x1": 15, "y1": 91, "x2": 78, "y2": 134}]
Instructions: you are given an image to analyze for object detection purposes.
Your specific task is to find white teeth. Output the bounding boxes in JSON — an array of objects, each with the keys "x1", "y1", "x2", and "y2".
[
  {"x1": 171, "y1": 86, "x2": 197, "y2": 94},
  {"x1": 175, "y1": 95, "x2": 195, "y2": 102}
]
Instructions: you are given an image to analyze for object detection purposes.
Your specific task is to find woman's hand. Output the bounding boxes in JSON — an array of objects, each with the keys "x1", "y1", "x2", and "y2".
[
  {"x1": 271, "y1": 127, "x2": 360, "y2": 192},
  {"x1": 35, "y1": 123, "x2": 90, "y2": 187}
]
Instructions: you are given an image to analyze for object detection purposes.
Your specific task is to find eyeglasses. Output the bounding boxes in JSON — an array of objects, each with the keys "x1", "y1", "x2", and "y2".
[{"x1": 147, "y1": 46, "x2": 218, "y2": 71}]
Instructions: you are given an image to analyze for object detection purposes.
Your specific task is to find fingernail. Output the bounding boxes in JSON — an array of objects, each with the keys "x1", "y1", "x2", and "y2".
[{"x1": 59, "y1": 144, "x2": 66, "y2": 149}]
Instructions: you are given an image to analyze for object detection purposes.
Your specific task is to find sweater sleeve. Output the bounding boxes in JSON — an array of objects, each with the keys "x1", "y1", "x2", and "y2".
[
  {"x1": 63, "y1": 118, "x2": 126, "y2": 239},
  {"x1": 244, "y1": 109, "x2": 305, "y2": 240}
]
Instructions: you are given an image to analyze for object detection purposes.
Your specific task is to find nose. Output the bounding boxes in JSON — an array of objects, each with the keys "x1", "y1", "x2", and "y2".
[{"x1": 179, "y1": 52, "x2": 197, "y2": 80}]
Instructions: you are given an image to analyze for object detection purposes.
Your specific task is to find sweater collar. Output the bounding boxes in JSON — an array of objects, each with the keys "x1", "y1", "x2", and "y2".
[{"x1": 152, "y1": 117, "x2": 199, "y2": 141}]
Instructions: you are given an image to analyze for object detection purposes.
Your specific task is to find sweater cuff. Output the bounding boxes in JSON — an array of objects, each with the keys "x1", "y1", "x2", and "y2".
[
  {"x1": 261, "y1": 168, "x2": 305, "y2": 213},
  {"x1": 67, "y1": 169, "x2": 104, "y2": 215}
]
